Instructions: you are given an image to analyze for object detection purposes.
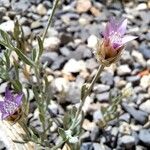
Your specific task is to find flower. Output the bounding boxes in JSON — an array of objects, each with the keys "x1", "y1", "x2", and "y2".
[
  {"x1": 96, "y1": 17, "x2": 137, "y2": 66},
  {"x1": 0, "y1": 87, "x2": 23, "y2": 120}
]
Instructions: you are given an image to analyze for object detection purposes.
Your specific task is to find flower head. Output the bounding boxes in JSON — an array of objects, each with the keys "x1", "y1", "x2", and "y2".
[
  {"x1": 96, "y1": 17, "x2": 137, "y2": 66},
  {"x1": 0, "y1": 87, "x2": 23, "y2": 120}
]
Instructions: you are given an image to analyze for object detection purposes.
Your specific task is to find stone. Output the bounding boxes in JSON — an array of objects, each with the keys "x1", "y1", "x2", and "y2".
[
  {"x1": 140, "y1": 75, "x2": 150, "y2": 89},
  {"x1": 61, "y1": 13, "x2": 79, "y2": 24},
  {"x1": 82, "y1": 119, "x2": 96, "y2": 131},
  {"x1": 60, "y1": 47, "x2": 71, "y2": 57},
  {"x1": 0, "y1": 82, "x2": 8, "y2": 94},
  {"x1": 139, "y1": 100, "x2": 150, "y2": 113},
  {"x1": 51, "y1": 77, "x2": 69, "y2": 93},
  {"x1": 79, "y1": 14, "x2": 92, "y2": 26},
  {"x1": 0, "y1": 0, "x2": 10, "y2": 7},
  {"x1": 66, "y1": 82, "x2": 80, "y2": 104},
  {"x1": 68, "y1": 45, "x2": 92, "y2": 60},
  {"x1": 87, "y1": 34, "x2": 98, "y2": 50},
  {"x1": 122, "y1": 102, "x2": 148, "y2": 125},
  {"x1": 119, "y1": 122, "x2": 131, "y2": 135},
  {"x1": 117, "y1": 65, "x2": 131, "y2": 76},
  {"x1": 136, "y1": 3, "x2": 147, "y2": 10},
  {"x1": 121, "y1": 51, "x2": 133, "y2": 64},
  {"x1": 139, "y1": 129, "x2": 150, "y2": 146},
  {"x1": 119, "y1": 113, "x2": 130, "y2": 122},
  {"x1": 40, "y1": 52, "x2": 58, "y2": 66},
  {"x1": 43, "y1": 37, "x2": 61, "y2": 51},
  {"x1": 132, "y1": 50, "x2": 146, "y2": 67},
  {"x1": 63, "y1": 59, "x2": 86, "y2": 73},
  {"x1": 11, "y1": 0, "x2": 30, "y2": 12},
  {"x1": 93, "y1": 84, "x2": 110, "y2": 93},
  {"x1": 31, "y1": 21, "x2": 42, "y2": 29},
  {"x1": 126, "y1": 76, "x2": 140, "y2": 86},
  {"x1": 22, "y1": 26, "x2": 31, "y2": 38},
  {"x1": 60, "y1": 33, "x2": 73, "y2": 45},
  {"x1": 93, "y1": 110, "x2": 104, "y2": 122},
  {"x1": 48, "y1": 101, "x2": 59, "y2": 116},
  {"x1": 93, "y1": 143, "x2": 103, "y2": 150},
  {"x1": 81, "y1": 142, "x2": 93, "y2": 150},
  {"x1": 90, "y1": 6, "x2": 101, "y2": 17},
  {"x1": 51, "y1": 56, "x2": 66, "y2": 70},
  {"x1": 36, "y1": 4, "x2": 47, "y2": 15},
  {"x1": 0, "y1": 20, "x2": 14, "y2": 32},
  {"x1": 147, "y1": 59, "x2": 150, "y2": 70},
  {"x1": 0, "y1": 7, "x2": 6, "y2": 18},
  {"x1": 86, "y1": 58, "x2": 98, "y2": 70},
  {"x1": 76, "y1": 0, "x2": 92, "y2": 13},
  {"x1": 100, "y1": 71, "x2": 114, "y2": 86},
  {"x1": 136, "y1": 145, "x2": 147, "y2": 150},
  {"x1": 139, "y1": 43, "x2": 150, "y2": 59},
  {"x1": 118, "y1": 135, "x2": 135, "y2": 149},
  {"x1": 114, "y1": 76, "x2": 126, "y2": 88},
  {"x1": 96, "y1": 92, "x2": 109, "y2": 102}
]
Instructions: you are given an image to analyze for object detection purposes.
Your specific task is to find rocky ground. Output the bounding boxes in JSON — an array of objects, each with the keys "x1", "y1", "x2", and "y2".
[{"x1": 0, "y1": 0, "x2": 150, "y2": 150}]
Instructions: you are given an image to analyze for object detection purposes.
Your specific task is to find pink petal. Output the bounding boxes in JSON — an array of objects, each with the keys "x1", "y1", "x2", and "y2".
[
  {"x1": 0, "y1": 101, "x2": 4, "y2": 108},
  {"x1": 1, "y1": 113, "x2": 10, "y2": 120},
  {"x1": 118, "y1": 19, "x2": 127, "y2": 35},
  {"x1": 109, "y1": 17, "x2": 118, "y2": 31},
  {"x1": 5, "y1": 87, "x2": 13, "y2": 101},
  {"x1": 122, "y1": 35, "x2": 137, "y2": 44},
  {"x1": 15, "y1": 94, "x2": 23, "y2": 106},
  {"x1": 103, "y1": 22, "x2": 111, "y2": 38}
]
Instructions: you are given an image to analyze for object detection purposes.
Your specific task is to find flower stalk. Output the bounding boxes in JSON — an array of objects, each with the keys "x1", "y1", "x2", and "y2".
[
  {"x1": 70, "y1": 64, "x2": 105, "y2": 130},
  {"x1": 42, "y1": 0, "x2": 60, "y2": 42}
]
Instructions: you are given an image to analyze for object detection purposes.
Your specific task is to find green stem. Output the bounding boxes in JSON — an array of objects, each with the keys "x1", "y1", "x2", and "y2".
[
  {"x1": 70, "y1": 65, "x2": 105, "y2": 129},
  {"x1": 42, "y1": 0, "x2": 60, "y2": 42}
]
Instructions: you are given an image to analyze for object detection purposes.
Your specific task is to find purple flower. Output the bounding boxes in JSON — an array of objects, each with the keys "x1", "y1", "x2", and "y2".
[
  {"x1": 103, "y1": 17, "x2": 137, "y2": 50},
  {"x1": 96, "y1": 17, "x2": 137, "y2": 66},
  {"x1": 0, "y1": 87, "x2": 23, "y2": 120}
]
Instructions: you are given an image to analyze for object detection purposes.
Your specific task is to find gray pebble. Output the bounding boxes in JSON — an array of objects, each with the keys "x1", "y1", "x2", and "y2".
[
  {"x1": 122, "y1": 102, "x2": 148, "y2": 125},
  {"x1": 139, "y1": 129, "x2": 150, "y2": 146}
]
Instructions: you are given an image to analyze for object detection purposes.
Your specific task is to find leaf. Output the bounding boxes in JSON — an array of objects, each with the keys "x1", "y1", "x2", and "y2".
[
  {"x1": 32, "y1": 48, "x2": 37, "y2": 61},
  {"x1": 37, "y1": 36, "x2": 44, "y2": 59},
  {"x1": 39, "y1": 113, "x2": 45, "y2": 124},
  {"x1": 63, "y1": 106, "x2": 77, "y2": 129},
  {"x1": 58, "y1": 128, "x2": 67, "y2": 140},
  {"x1": 11, "y1": 80, "x2": 22, "y2": 92},
  {"x1": 13, "y1": 47, "x2": 35, "y2": 67},
  {"x1": 0, "y1": 66, "x2": 8, "y2": 80},
  {"x1": 4, "y1": 50, "x2": 11, "y2": 69},
  {"x1": 13, "y1": 19, "x2": 21, "y2": 40},
  {"x1": 0, "y1": 29, "x2": 35, "y2": 67},
  {"x1": 81, "y1": 83, "x2": 88, "y2": 100},
  {"x1": 0, "y1": 29, "x2": 13, "y2": 46}
]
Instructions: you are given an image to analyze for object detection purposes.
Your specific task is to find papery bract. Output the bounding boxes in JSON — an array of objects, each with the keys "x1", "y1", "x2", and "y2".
[{"x1": 0, "y1": 87, "x2": 23, "y2": 120}]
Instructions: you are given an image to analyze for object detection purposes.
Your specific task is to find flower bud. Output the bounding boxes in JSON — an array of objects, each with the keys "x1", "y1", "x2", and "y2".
[{"x1": 95, "y1": 17, "x2": 137, "y2": 66}]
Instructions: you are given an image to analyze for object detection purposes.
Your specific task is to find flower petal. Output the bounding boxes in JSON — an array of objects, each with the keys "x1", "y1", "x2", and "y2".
[
  {"x1": 103, "y1": 23, "x2": 111, "y2": 38},
  {"x1": 15, "y1": 93, "x2": 23, "y2": 107},
  {"x1": 109, "y1": 17, "x2": 117, "y2": 31},
  {"x1": 0, "y1": 101, "x2": 4, "y2": 108},
  {"x1": 118, "y1": 19, "x2": 127, "y2": 35},
  {"x1": 5, "y1": 87, "x2": 13, "y2": 101},
  {"x1": 1, "y1": 113, "x2": 10, "y2": 120},
  {"x1": 122, "y1": 35, "x2": 137, "y2": 44}
]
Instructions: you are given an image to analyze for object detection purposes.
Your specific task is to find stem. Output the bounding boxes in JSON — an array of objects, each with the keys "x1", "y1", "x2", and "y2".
[
  {"x1": 42, "y1": 0, "x2": 60, "y2": 42},
  {"x1": 70, "y1": 65, "x2": 105, "y2": 129}
]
